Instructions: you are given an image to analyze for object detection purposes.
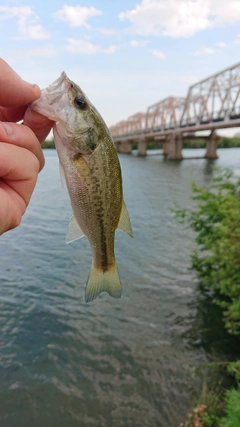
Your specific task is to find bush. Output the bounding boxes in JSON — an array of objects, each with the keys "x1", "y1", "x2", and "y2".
[
  {"x1": 219, "y1": 385, "x2": 240, "y2": 427},
  {"x1": 173, "y1": 168, "x2": 240, "y2": 336},
  {"x1": 174, "y1": 168, "x2": 240, "y2": 427}
]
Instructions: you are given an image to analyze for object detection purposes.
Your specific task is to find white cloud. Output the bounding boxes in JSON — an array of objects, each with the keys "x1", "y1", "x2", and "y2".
[
  {"x1": 119, "y1": 0, "x2": 240, "y2": 38},
  {"x1": 193, "y1": 47, "x2": 215, "y2": 56},
  {"x1": 130, "y1": 39, "x2": 147, "y2": 47},
  {"x1": 216, "y1": 41, "x2": 227, "y2": 48},
  {"x1": 0, "y1": 6, "x2": 50, "y2": 40},
  {"x1": 98, "y1": 28, "x2": 117, "y2": 36},
  {"x1": 67, "y1": 39, "x2": 98, "y2": 54},
  {"x1": 19, "y1": 23, "x2": 50, "y2": 40},
  {"x1": 66, "y1": 38, "x2": 117, "y2": 55},
  {"x1": 130, "y1": 40, "x2": 139, "y2": 47},
  {"x1": 0, "y1": 5, "x2": 31, "y2": 20},
  {"x1": 151, "y1": 49, "x2": 165, "y2": 59},
  {"x1": 55, "y1": 5, "x2": 102, "y2": 28},
  {"x1": 104, "y1": 45, "x2": 117, "y2": 54}
]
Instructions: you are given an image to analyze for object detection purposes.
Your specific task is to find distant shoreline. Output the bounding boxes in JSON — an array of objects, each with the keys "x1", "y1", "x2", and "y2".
[{"x1": 42, "y1": 136, "x2": 240, "y2": 150}]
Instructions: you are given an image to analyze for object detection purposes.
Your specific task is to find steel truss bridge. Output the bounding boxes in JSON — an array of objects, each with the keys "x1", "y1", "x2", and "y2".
[{"x1": 109, "y1": 62, "x2": 240, "y2": 159}]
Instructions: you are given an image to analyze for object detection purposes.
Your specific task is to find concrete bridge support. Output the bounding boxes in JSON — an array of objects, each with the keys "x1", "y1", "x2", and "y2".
[
  {"x1": 138, "y1": 138, "x2": 147, "y2": 156},
  {"x1": 163, "y1": 135, "x2": 170, "y2": 156},
  {"x1": 116, "y1": 141, "x2": 132, "y2": 154},
  {"x1": 168, "y1": 133, "x2": 183, "y2": 160},
  {"x1": 204, "y1": 131, "x2": 219, "y2": 159}
]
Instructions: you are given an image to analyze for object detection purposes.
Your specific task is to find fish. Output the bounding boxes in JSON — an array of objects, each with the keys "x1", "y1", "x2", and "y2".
[{"x1": 30, "y1": 72, "x2": 133, "y2": 303}]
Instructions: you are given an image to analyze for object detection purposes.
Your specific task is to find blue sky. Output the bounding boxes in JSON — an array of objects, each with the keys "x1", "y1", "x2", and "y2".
[{"x1": 1, "y1": 0, "x2": 240, "y2": 135}]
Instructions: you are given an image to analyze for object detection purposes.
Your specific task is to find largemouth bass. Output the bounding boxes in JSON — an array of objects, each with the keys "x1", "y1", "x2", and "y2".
[{"x1": 30, "y1": 72, "x2": 132, "y2": 303}]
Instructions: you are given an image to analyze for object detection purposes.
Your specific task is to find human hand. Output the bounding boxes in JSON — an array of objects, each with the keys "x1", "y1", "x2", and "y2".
[{"x1": 0, "y1": 58, "x2": 53, "y2": 235}]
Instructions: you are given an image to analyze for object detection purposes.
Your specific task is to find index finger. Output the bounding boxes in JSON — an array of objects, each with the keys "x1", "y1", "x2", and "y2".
[
  {"x1": 0, "y1": 58, "x2": 40, "y2": 107},
  {"x1": 23, "y1": 108, "x2": 54, "y2": 143}
]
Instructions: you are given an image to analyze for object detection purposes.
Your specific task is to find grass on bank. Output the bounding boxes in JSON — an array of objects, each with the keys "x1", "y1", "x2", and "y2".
[{"x1": 181, "y1": 385, "x2": 240, "y2": 427}]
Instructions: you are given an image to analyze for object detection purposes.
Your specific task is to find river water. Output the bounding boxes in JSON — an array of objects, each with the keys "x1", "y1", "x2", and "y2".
[{"x1": 1, "y1": 148, "x2": 240, "y2": 427}]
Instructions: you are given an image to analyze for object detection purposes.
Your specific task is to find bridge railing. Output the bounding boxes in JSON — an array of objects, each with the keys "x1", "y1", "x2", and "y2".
[
  {"x1": 127, "y1": 112, "x2": 147, "y2": 135},
  {"x1": 145, "y1": 96, "x2": 186, "y2": 133},
  {"x1": 180, "y1": 62, "x2": 240, "y2": 127},
  {"x1": 109, "y1": 113, "x2": 147, "y2": 138}
]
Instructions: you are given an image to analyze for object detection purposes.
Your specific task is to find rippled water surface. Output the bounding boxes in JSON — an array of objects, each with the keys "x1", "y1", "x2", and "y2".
[{"x1": 1, "y1": 148, "x2": 240, "y2": 427}]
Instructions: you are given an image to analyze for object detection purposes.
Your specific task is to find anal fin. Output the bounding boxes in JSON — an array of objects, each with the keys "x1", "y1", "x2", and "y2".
[
  {"x1": 66, "y1": 214, "x2": 85, "y2": 244},
  {"x1": 117, "y1": 200, "x2": 133, "y2": 238}
]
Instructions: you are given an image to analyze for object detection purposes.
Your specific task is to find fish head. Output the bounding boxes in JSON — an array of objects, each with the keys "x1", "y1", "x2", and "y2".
[{"x1": 31, "y1": 72, "x2": 108, "y2": 155}]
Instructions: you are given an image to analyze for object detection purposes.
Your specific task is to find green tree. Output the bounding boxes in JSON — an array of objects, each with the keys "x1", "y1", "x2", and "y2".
[
  {"x1": 174, "y1": 168, "x2": 240, "y2": 426},
  {"x1": 42, "y1": 139, "x2": 55, "y2": 149}
]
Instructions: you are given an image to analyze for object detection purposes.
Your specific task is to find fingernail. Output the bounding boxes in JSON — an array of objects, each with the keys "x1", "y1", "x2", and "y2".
[
  {"x1": 23, "y1": 81, "x2": 41, "y2": 96},
  {"x1": 23, "y1": 80, "x2": 37, "y2": 88},
  {"x1": 1, "y1": 122, "x2": 14, "y2": 136}
]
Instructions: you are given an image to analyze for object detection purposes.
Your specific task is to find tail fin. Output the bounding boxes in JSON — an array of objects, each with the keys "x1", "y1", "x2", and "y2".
[{"x1": 85, "y1": 263, "x2": 122, "y2": 303}]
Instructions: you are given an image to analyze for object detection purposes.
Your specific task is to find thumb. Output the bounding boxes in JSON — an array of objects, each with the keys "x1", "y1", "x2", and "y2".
[{"x1": 0, "y1": 58, "x2": 40, "y2": 107}]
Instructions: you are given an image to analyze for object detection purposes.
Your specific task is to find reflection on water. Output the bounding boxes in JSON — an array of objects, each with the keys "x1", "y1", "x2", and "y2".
[{"x1": 1, "y1": 148, "x2": 240, "y2": 426}]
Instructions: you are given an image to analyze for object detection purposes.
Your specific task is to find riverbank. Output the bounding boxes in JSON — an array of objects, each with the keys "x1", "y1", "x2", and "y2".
[
  {"x1": 130, "y1": 136, "x2": 240, "y2": 150},
  {"x1": 42, "y1": 135, "x2": 240, "y2": 150}
]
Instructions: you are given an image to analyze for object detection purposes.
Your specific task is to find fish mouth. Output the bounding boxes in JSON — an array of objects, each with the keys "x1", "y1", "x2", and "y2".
[
  {"x1": 46, "y1": 72, "x2": 71, "y2": 104},
  {"x1": 30, "y1": 71, "x2": 71, "y2": 121},
  {"x1": 43, "y1": 71, "x2": 71, "y2": 106},
  {"x1": 47, "y1": 71, "x2": 68, "y2": 91}
]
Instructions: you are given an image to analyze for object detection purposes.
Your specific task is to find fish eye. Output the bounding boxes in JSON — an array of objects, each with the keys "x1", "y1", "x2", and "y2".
[{"x1": 74, "y1": 96, "x2": 87, "y2": 109}]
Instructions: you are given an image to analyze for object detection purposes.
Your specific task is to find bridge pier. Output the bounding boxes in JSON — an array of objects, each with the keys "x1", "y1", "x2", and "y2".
[
  {"x1": 204, "y1": 131, "x2": 219, "y2": 159},
  {"x1": 116, "y1": 141, "x2": 132, "y2": 154},
  {"x1": 168, "y1": 133, "x2": 183, "y2": 160},
  {"x1": 138, "y1": 138, "x2": 147, "y2": 156},
  {"x1": 163, "y1": 135, "x2": 170, "y2": 156}
]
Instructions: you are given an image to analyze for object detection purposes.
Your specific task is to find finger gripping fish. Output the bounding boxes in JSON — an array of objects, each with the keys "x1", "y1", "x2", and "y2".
[{"x1": 30, "y1": 72, "x2": 133, "y2": 303}]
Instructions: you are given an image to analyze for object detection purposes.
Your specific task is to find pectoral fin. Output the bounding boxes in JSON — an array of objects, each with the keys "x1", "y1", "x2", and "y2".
[
  {"x1": 59, "y1": 161, "x2": 66, "y2": 187},
  {"x1": 66, "y1": 214, "x2": 85, "y2": 244},
  {"x1": 71, "y1": 155, "x2": 91, "y2": 183},
  {"x1": 117, "y1": 200, "x2": 133, "y2": 237}
]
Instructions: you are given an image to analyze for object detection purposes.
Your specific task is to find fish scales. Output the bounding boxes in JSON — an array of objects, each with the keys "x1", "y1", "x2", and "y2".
[
  {"x1": 68, "y1": 141, "x2": 122, "y2": 271},
  {"x1": 29, "y1": 72, "x2": 132, "y2": 302}
]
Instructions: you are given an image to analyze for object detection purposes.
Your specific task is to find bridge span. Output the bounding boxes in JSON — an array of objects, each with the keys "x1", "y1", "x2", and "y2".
[{"x1": 109, "y1": 62, "x2": 240, "y2": 159}]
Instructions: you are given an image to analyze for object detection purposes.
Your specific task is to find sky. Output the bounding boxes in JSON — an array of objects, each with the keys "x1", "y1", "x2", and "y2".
[{"x1": 1, "y1": 0, "x2": 240, "y2": 136}]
